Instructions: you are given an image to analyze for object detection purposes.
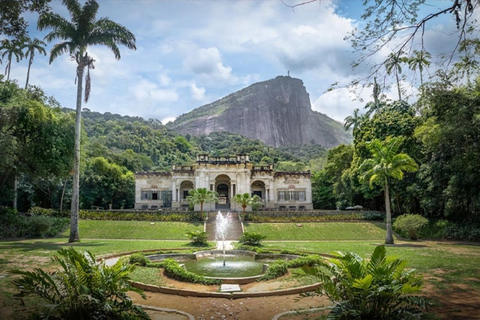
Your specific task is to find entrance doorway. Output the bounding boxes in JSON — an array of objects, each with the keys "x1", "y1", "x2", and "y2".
[{"x1": 215, "y1": 174, "x2": 231, "y2": 209}]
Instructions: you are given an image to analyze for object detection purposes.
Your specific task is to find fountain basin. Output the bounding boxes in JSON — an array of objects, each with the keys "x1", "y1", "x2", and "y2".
[{"x1": 146, "y1": 250, "x2": 299, "y2": 284}]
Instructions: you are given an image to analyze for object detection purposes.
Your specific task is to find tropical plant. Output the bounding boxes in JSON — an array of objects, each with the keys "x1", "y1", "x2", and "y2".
[
  {"x1": 238, "y1": 231, "x2": 266, "y2": 246},
  {"x1": 38, "y1": 0, "x2": 136, "y2": 242},
  {"x1": 186, "y1": 188, "x2": 218, "y2": 217},
  {"x1": 301, "y1": 245, "x2": 426, "y2": 319},
  {"x1": 0, "y1": 38, "x2": 24, "y2": 80},
  {"x1": 21, "y1": 37, "x2": 46, "y2": 88},
  {"x1": 11, "y1": 247, "x2": 149, "y2": 319},
  {"x1": 384, "y1": 52, "x2": 407, "y2": 100},
  {"x1": 233, "y1": 192, "x2": 262, "y2": 215},
  {"x1": 393, "y1": 214, "x2": 429, "y2": 240},
  {"x1": 407, "y1": 50, "x2": 431, "y2": 88},
  {"x1": 360, "y1": 137, "x2": 418, "y2": 244},
  {"x1": 186, "y1": 230, "x2": 208, "y2": 246}
]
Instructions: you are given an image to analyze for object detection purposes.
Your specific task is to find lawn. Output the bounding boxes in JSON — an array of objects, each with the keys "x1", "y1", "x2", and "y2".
[
  {"x1": 61, "y1": 220, "x2": 204, "y2": 240},
  {"x1": 244, "y1": 221, "x2": 390, "y2": 240},
  {"x1": 1, "y1": 220, "x2": 480, "y2": 319}
]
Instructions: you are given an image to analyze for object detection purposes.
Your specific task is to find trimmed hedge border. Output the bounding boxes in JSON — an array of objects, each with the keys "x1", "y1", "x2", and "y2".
[
  {"x1": 79, "y1": 210, "x2": 203, "y2": 222},
  {"x1": 244, "y1": 211, "x2": 384, "y2": 222}
]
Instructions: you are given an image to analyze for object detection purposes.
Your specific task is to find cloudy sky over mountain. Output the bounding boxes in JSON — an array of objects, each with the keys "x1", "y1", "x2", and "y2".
[{"x1": 10, "y1": 0, "x2": 463, "y2": 124}]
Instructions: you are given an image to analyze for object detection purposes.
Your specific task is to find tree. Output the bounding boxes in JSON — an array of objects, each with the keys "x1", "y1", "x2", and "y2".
[
  {"x1": 360, "y1": 137, "x2": 418, "y2": 244},
  {"x1": 384, "y1": 52, "x2": 407, "y2": 100},
  {"x1": 407, "y1": 50, "x2": 431, "y2": 88},
  {"x1": 38, "y1": 0, "x2": 136, "y2": 243},
  {"x1": 21, "y1": 37, "x2": 46, "y2": 88},
  {"x1": 186, "y1": 188, "x2": 218, "y2": 217},
  {"x1": 0, "y1": 0, "x2": 51, "y2": 39},
  {"x1": 0, "y1": 39, "x2": 24, "y2": 81},
  {"x1": 233, "y1": 193, "x2": 262, "y2": 215}
]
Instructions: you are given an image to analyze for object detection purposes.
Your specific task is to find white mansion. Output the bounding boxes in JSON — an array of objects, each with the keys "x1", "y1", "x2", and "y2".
[{"x1": 135, "y1": 154, "x2": 313, "y2": 211}]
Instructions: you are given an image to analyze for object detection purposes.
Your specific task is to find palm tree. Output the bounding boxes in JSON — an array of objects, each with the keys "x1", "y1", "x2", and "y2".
[
  {"x1": 0, "y1": 39, "x2": 24, "y2": 80},
  {"x1": 233, "y1": 193, "x2": 262, "y2": 216},
  {"x1": 360, "y1": 137, "x2": 418, "y2": 244},
  {"x1": 186, "y1": 188, "x2": 219, "y2": 218},
  {"x1": 21, "y1": 37, "x2": 47, "y2": 88},
  {"x1": 38, "y1": 0, "x2": 136, "y2": 243},
  {"x1": 384, "y1": 52, "x2": 407, "y2": 100},
  {"x1": 407, "y1": 50, "x2": 431, "y2": 88}
]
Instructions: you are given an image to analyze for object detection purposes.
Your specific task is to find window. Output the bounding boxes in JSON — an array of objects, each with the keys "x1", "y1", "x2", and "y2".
[
  {"x1": 141, "y1": 191, "x2": 148, "y2": 200},
  {"x1": 277, "y1": 190, "x2": 306, "y2": 202},
  {"x1": 278, "y1": 191, "x2": 285, "y2": 201},
  {"x1": 152, "y1": 191, "x2": 158, "y2": 200}
]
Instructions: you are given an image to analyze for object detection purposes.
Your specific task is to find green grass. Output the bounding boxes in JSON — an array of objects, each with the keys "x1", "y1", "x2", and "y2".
[
  {"x1": 130, "y1": 266, "x2": 164, "y2": 287},
  {"x1": 261, "y1": 241, "x2": 480, "y2": 288},
  {"x1": 245, "y1": 222, "x2": 390, "y2": 240},
  {"x1": 61, "y1": 220, "x2": 204, "y2": 240}
]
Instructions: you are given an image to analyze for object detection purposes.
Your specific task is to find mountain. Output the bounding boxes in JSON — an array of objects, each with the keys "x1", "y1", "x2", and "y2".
[{"x1": 167, "y1": 76, "x2": 352, "y2": 148}]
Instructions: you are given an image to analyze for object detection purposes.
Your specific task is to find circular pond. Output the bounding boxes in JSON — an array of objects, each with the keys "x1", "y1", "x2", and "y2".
[{"x1": 183, "y1": 254, "x2": 266, "y2": 278}]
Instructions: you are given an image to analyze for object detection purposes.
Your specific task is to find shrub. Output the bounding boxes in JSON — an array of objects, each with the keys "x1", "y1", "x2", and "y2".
[
  {"x1": 238, "y1": 232, "x2": 266, "y2": 246},
  {"x1": 11, "y1": 247, "x2": 149, "y2": 320},
  {"x1": 287, "y1": 255, "x2": 322, "y2": 268},
  {"x1": 301, "y1": 245, "x2": 427, "y2": 319},
  {"x1": 260, "y1": 260, "x2": 288, "y2": 280},
  {"x1": 129, "y1": 253, "x2": 150, "y2": 266},
  {"x1": 393, "y1": 214, "x2": 429, "y2": 240},
  {"x1": 159, "y1": 258, "x2": 221, "y2": 285},
  {"x1": 79, "y1": 210, "x2": 202, "y2": 222},
  {"x1": 0, "y1": 209, "x2": 68, "y2": 239},
  {"x1": 27, "y1": 215, "x2": 53, "y2": 237},
  {"x1": 362, "y1": 211, "x2": 385, "y2": 221},
  {"x1": 234, "y1": 244, "x2": 272, "y2": 253},
  {"x1": 185, "y1": 230, "x2": 208, "y2": 246},
  {"x1": 29, "y1": 206, "x2": 60, "y2": 217}
]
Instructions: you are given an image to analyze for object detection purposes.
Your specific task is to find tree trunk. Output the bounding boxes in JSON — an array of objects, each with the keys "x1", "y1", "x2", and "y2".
[
  {"x1": 60, "y1": 177, "x2": 68, "y2": 216},
  {"x1": 395, "y1": 70, "x2": 402, "y2": 100},
  {"x1": 384, "y1": 182, "x2": 394, "y2": 244},
  {"x1": 69, "y1": 64, "x2": 84, "y2": 243},
  {"x1": 13, "y1": 174, "x2": 18, "y2": 210},
  {"x1": 25, "y1": 54, "x2": 33, "y2": 89}
]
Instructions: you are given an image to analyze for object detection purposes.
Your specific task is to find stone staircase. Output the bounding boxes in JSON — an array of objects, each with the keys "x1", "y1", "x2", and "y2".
[{"x1": 206, "y1": 211, "x2": 243, "y2": 241}]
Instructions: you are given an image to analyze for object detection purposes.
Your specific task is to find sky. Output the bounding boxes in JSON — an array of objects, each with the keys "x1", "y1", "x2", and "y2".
[{"x1": 6, "y1": 0, "x2": 468, "y2": 124}]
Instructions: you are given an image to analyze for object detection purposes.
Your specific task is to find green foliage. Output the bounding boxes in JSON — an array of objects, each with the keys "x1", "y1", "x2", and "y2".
[
  {"x1": 233, "y1": 244, "x2": 272, "y2": 253},
  {"x1": 361, "y1": 211, "x2": 384, "y2": 221},
  {"x1": 186, "y1": 188, "x2": 218, "y2": 215},
  {"x1": 234, "y1": 193, "x2": 262, "y2": 214},
  {"x1": 238, "y1": 232, "x2": 266, "y2": 246},
  {"x1": 393, "y1": 214, "x2": 429, "y2": 240},
  {"x1": 11, "y1": 247, "x2": 149, "y2": 320},
  {"x1": 301, "y1": 245, "x2": 426, "y2": 320},
  {"x1": 159, "y1": 258, "x2": 222, "y2": 285},
  {"x1": 244, "y1": 211, "x2": 378, "y2": 222},
  {"x1": 0, "y1": 208, "x2": 68, "y2": 239},
  {"x1": 185, "y1": 230, "x2": 208, "y2": 246},
  {"x1": 129, "y1": 253, "x2": 150, "y2": 266},
  {"x1": 79, "y1": 210, "x2": 203, "y2": 222},
  {"x1": 286, "y1": 255, "x2": 322, "y2": 268},
  {"x1": 259, "y1": 260, "x2": 288, "y2": 280}
]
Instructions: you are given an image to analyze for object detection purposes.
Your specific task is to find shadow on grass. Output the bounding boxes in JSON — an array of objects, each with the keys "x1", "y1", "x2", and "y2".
[{"x1": 0, "y1": 238, "x2": 105, "y2": 253}]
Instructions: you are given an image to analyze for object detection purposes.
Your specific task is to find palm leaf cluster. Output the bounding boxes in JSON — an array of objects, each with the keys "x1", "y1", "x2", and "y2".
[
  {"x1": 11, "y1": 247, "x2": 149, "y2": 320},
  {"x1": 233, "y1": 192, "x2": 262, "y2": 215},
  {"x1": 302, "y1": 245, "x2": 426, "y2": 320}
]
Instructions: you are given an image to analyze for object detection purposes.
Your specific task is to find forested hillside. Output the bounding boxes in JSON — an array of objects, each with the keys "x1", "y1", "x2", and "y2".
[{"x1": 1, "y1": 81, "x2": 326, "y2": 211}]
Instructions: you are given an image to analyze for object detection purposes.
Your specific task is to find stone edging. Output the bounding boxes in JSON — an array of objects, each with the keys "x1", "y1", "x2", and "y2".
[
  {"x1": 272, "y1": 306, "x2": 331, "y2": 320},
  {"x1": 137, "y1": 305, "x2": 195, "y2": 320},
  {"x1": 131, "y1": 281, "x2": 322, "y2": 299}
]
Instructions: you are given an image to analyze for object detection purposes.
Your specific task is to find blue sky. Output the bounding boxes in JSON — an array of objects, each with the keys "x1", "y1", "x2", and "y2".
[{"x1": 6, "y1": 0, "x2": 467, "y2": 123}]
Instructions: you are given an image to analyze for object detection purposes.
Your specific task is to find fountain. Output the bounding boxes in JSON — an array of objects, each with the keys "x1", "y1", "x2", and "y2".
[
  {"x1": 215, "y1": 211, "x2": 230, "y2": 266},
  {"x1": 145, "y1": 211, "x2": 298, "y2": 283}
]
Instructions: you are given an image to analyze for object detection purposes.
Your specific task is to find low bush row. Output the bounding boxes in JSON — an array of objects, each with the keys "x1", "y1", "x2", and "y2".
[
  {"x1": 156, "y1": 258, "x2": 222, "y2": 285},
  {"x1": 244, "y1": 211, "x2": 384, "y2": 222},
  {"x1": 0, "y1": 207, "x2": 69, "y2": 239},
  {"x1": 79, "y1": 210, "x2": 203, "y2": 222},
  {"x1": 420, "y1": 219, "x2": 480, "y2": 242},
  {"x1": 259, "y1": 254, "x2": 323, "y2": 281}
]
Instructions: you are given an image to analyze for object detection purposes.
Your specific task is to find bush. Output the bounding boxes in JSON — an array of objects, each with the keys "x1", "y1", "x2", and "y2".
[
  {"x1": 159, "y1": 258, "x2": 221, "y2": 285},
  {"x1": 301, "y1": 245, "x2": 426, "y2": 319},
  {"x1": 287, "y1": 255, "x2": 322, "y2": 268},
  {"x1": 79, "y1": 210, "x2": 202, "y2": 222},
  {"x1": 238, "y1": 232, "x2": 266, "y2": 246},
  {"x1": 234, "y1": 244, "x2": 272, "y2": 253},
  {"x1": 129, "y1": 253, "x2": 150, "y2": 266},
  {"x1": 11, "y1": 247, "x2": 149, "y2": 319},
  {"x1": 260, "y1": 260, "x2": 288, "y2": 280},
  {"x1": 29, "y1": 206, "x2": 58, "y2": 217},
  {"x1": 362, "y1": 212, "x2": 385, "y2": 221},
  {"x1": 0, "y1": 208, "x2": 68, "y2": 239},
  {"x1": 393, "y1": 214, "x2": 429, "y2": 240},
  {"x1": 185, "y1": 230, "x2": 208, "y2": 246}
]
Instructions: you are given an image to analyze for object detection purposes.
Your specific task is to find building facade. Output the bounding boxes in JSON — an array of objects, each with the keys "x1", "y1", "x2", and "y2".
[{"x1": 135, "y1": 154, "x2": 313, "y2": 211}]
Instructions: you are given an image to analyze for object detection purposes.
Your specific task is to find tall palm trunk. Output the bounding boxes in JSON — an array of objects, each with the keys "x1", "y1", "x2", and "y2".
[
  {"x1": 395, "y1": 70, "x2": 402, "y2": 101},
  {"x1": 13, "y1": 174, "x2": 18, "y2": 210},
  {"x1": 69, "y1": 63, "x2": 84, "y2": 243},
  {"x1": 25, "y1": 54, "x2": 33, "y2": 89},
  {"x1": 384, "y1": 182, "x2": 394, "y2": 244}
]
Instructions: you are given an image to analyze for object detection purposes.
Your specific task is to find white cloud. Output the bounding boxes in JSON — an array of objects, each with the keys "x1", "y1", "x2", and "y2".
[
  {"x1": 190, "y1": 83, "x2": 206, "y2": 101},
  {"x1": 131, "y1": 79, "x2": 178, "y2": 103},
  {"x1": 183, "y1": 47, "x2": 233, "y2": 81}
]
